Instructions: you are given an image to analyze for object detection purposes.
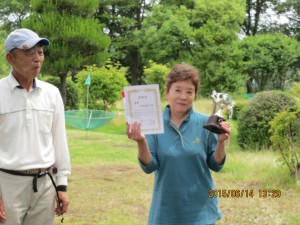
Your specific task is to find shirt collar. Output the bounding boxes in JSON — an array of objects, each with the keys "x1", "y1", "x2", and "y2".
[
  {"x1": 7, "y1": 72, "x2": 40, "y2": 92},
  {"x1": 163, "y1": 105, "x2": 194, "y2": 122}
]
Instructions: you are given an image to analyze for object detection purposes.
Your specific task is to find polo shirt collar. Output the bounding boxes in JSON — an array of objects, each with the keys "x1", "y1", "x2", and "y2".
[
  {"x1": 7, "y1": 72, "x2": 40, "y2": 92},
  {"x1": 163, "y1": 105, "x2": 194, "y2": 122}
]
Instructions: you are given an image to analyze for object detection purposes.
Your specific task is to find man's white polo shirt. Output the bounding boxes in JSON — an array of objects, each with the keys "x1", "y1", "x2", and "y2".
[{"x1": 0, "y1": 73, "x2": 71, "y2": 186}]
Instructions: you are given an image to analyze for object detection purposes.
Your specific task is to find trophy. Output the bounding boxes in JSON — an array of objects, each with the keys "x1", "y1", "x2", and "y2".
[{"x1": 203, "y1": 90, "x2": 235, "y2": 134}]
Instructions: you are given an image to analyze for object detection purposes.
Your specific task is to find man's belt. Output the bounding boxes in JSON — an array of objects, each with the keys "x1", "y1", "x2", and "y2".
[
  {"x1": 0, "y1": 167, "x2": 57, "y2": 192},
  {"x1": 0, "y1": 167, "x2": 57, "y2": 176}
]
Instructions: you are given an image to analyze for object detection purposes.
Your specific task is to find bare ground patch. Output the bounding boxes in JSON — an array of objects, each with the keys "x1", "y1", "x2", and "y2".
[{"x1": 55, "y1": 163, "x2": 300, "y2": 225}]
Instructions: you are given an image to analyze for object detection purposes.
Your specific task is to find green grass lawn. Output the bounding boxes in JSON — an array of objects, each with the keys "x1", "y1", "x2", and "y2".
[{"x1": 56, "y1": 99, "x2": 300, "y2": 225}]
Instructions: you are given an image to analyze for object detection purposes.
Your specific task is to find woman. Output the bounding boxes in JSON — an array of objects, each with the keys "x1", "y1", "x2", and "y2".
[{"x1": 126, "y1": 63, "x2": 231, "y2": 225}]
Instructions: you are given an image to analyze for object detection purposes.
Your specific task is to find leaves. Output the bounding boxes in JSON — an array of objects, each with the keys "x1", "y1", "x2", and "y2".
[
  {"x1": 76, "y1": 64, "x2": 128, "y2": 110},
  {"x1": 237, "y1": 90, "x2": 297, "y2": 150},
  {"x1": 270, "y1": 110, "x2": 300, "y2": 176},
  {"x1": 143, "y1": 61, "x2": 170, "y2": 97},
  {"x1": 237, "y1": 33, "x2": 300, "y2": 91}
]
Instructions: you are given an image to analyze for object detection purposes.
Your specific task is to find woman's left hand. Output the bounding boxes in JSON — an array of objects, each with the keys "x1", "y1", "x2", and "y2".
[{"x1": 218, "y1": 122, "x2": 231, "y2": 142}]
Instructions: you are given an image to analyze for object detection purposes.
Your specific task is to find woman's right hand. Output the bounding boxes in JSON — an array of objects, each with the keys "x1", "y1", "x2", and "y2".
[
  {"x1": 0, "y1": 198, "x2": 6, "y2": 223},
  {"x1": 126, "y1": 121, "x2": 152, "y2": 165},
  {"x1": 126, "y1": 121, "x2": 146, "y2": 142}
]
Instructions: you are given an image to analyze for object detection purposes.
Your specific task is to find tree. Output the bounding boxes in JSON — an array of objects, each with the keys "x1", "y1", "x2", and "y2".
[
  {"x1": 237, "y1": 33, "x2": 300, "y2": 91},
  {"x1": 22, "y1": 0, "x2": 111, "y2": 106},
  {"x1": 159, "y1": 0, "x2": 195, "y2": 9},
  {"x1": 0, "y1": 0, "x2": 31, "y2": 32},
  {"x1": 138, "y1": 0, "x2": 247, "y2": 96},
  {"x1": 276, "y1": 0, "x2": 300, "y2": 40},
  {"x1": 242, "y1": 0, "x2": 280, "y2": 36},
  {"x1": 95, "y1": 0, "x2": 153, "y2": 85},
  {"x1": 138, "y1": 4, "x2": 194, "y2": 66},
  {"x1": 191, "y1": 0, "x2": 247, "y2": 95}
]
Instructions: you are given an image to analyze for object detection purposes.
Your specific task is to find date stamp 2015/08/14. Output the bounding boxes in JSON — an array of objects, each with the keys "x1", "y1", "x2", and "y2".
[{"x1": 208, "y1": 189, "x2": 281, "y2": 198}]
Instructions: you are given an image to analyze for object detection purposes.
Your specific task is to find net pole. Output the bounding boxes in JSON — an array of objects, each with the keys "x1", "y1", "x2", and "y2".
[
  {"x1": 86, "y1": 85, "x2": 90, "y2": 138},
  {"x1": 87, "y1": 110, "x2": 93, "y2": 129},
  {"x1": 86, "y1": 85, "x2": 89, "y2": 113}
]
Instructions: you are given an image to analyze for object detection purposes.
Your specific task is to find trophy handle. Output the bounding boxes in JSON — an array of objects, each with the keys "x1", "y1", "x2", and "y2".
[{"x1": 212, "y1": 101, "x2": 217, "y2": 115}]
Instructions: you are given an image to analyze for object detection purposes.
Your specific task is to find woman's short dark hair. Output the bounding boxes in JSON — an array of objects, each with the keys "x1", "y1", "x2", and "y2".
[{"x1": 165, "y1": 63, "x2": 200, "y2": 94}]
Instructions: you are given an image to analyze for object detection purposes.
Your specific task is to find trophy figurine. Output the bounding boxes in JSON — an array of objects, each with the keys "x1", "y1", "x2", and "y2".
[{"x1": 203, "y1": 90, "x2": 235, "y2": 134}]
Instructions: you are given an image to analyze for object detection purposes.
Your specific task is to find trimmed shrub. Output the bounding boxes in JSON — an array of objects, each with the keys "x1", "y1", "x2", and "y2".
[
  {"x1": 231, "y1": 101, "x2": 247, "y2": 120},
  {"x1": 237, "y1": 90, "x2": 296, "y2": 150}
]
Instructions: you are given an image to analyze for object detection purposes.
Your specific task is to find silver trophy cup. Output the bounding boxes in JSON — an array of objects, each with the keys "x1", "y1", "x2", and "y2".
[{"x1": 203, "y1": 90, "x2": 235, "y2": 134}]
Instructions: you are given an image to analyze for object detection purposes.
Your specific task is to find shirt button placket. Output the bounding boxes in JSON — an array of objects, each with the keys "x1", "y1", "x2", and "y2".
[{"x1": 26, "y1": 95, "x2": 32, "y2": 127}]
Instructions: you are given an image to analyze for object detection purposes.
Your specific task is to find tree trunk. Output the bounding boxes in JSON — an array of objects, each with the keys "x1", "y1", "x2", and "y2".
[
  {"x1": 296, "y1": 163, "x2": 300, "y2": 180},
  {"x1": 243, "y1": 0, "x2": 252, "y2": 36},
  {"x1": 128, "y1": 47, "x2": 141, "y2": 85},
  {"x1": 58, "y1": 72, "x2": 67, "y2": 108}
]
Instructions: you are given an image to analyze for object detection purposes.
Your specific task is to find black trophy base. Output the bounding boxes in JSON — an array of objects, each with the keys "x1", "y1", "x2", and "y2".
[{"x1": 203, "y1": 115, "x2": 226, "y2": 134}]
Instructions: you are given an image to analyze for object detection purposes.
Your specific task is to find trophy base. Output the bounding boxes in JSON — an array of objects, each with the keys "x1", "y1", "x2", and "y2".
[{"x1": 203, "y1": 115, "x2": 226, "y2": 134}]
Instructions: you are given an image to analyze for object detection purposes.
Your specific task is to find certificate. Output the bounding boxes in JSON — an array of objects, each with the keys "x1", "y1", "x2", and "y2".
[{"x1": 123, "y1": 84, "x2": 164, "y2": 134}]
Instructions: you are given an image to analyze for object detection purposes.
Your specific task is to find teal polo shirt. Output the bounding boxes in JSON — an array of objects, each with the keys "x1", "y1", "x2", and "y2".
[{"x1": 140, "y1": 105, "x2": 225, "y2": 225}]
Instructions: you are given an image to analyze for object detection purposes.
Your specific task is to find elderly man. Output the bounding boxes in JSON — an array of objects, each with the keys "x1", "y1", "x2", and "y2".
[{"x1": 0, "y1": 28, "x2": 71, "y2": 225}]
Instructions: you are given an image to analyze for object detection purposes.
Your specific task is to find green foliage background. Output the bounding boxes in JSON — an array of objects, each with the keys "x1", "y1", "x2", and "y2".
[
  {"x1": 0, "y1": 0, "x2": 300, "y2": 167},
  {"x1": 143, "y1": 61, "x2": 169, "y2": 98}
]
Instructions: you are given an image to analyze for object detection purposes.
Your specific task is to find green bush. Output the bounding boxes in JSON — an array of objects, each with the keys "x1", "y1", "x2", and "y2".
[
  {"x1": 270, "y1": 82, "x2": 300, "y2": 177},
  {"x1": 231, "y1": 101, "x2": 247, "y2": 120},
  {"x1": 42, "y1": 76, "x2": 79, "y2": 110},
  {"x1": 270, "y1": 109, "x2": 300, "y2": 176},
  {"x1": 76, "y1": 65, "x2": 128, "y2": 110},
  {"x1": 143, "y1": 61, "x2": 169, "y2": 98},
  {"x1": 237, "y1": 90, "x2": 297, "y2": 150}
]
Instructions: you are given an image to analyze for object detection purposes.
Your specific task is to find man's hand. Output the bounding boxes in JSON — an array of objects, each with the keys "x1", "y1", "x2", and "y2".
[
  {"x1": 55, "y1": 191, "x2": 69, "y2": 216},
  {"x1": 0, "y1": 198, "x2": 6, "y2": 223}
]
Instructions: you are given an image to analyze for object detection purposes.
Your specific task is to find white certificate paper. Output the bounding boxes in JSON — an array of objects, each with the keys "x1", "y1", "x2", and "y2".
[{"x1": 124, "y1": 84, "x2": 164, "y2": 134}]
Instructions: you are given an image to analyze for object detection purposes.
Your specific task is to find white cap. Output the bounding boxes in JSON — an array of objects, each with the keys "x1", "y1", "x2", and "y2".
[{"x1": 4, "y1": 28, "x2": 50, "y2": 53}]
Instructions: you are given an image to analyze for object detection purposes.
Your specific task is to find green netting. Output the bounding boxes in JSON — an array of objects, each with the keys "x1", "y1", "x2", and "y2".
[
  {"x1": 245, "y1": 93, "x2": 255, "y2": 99},
  {"x1": 65, "y1": 110, "x2": 115, "y2": 130}
]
